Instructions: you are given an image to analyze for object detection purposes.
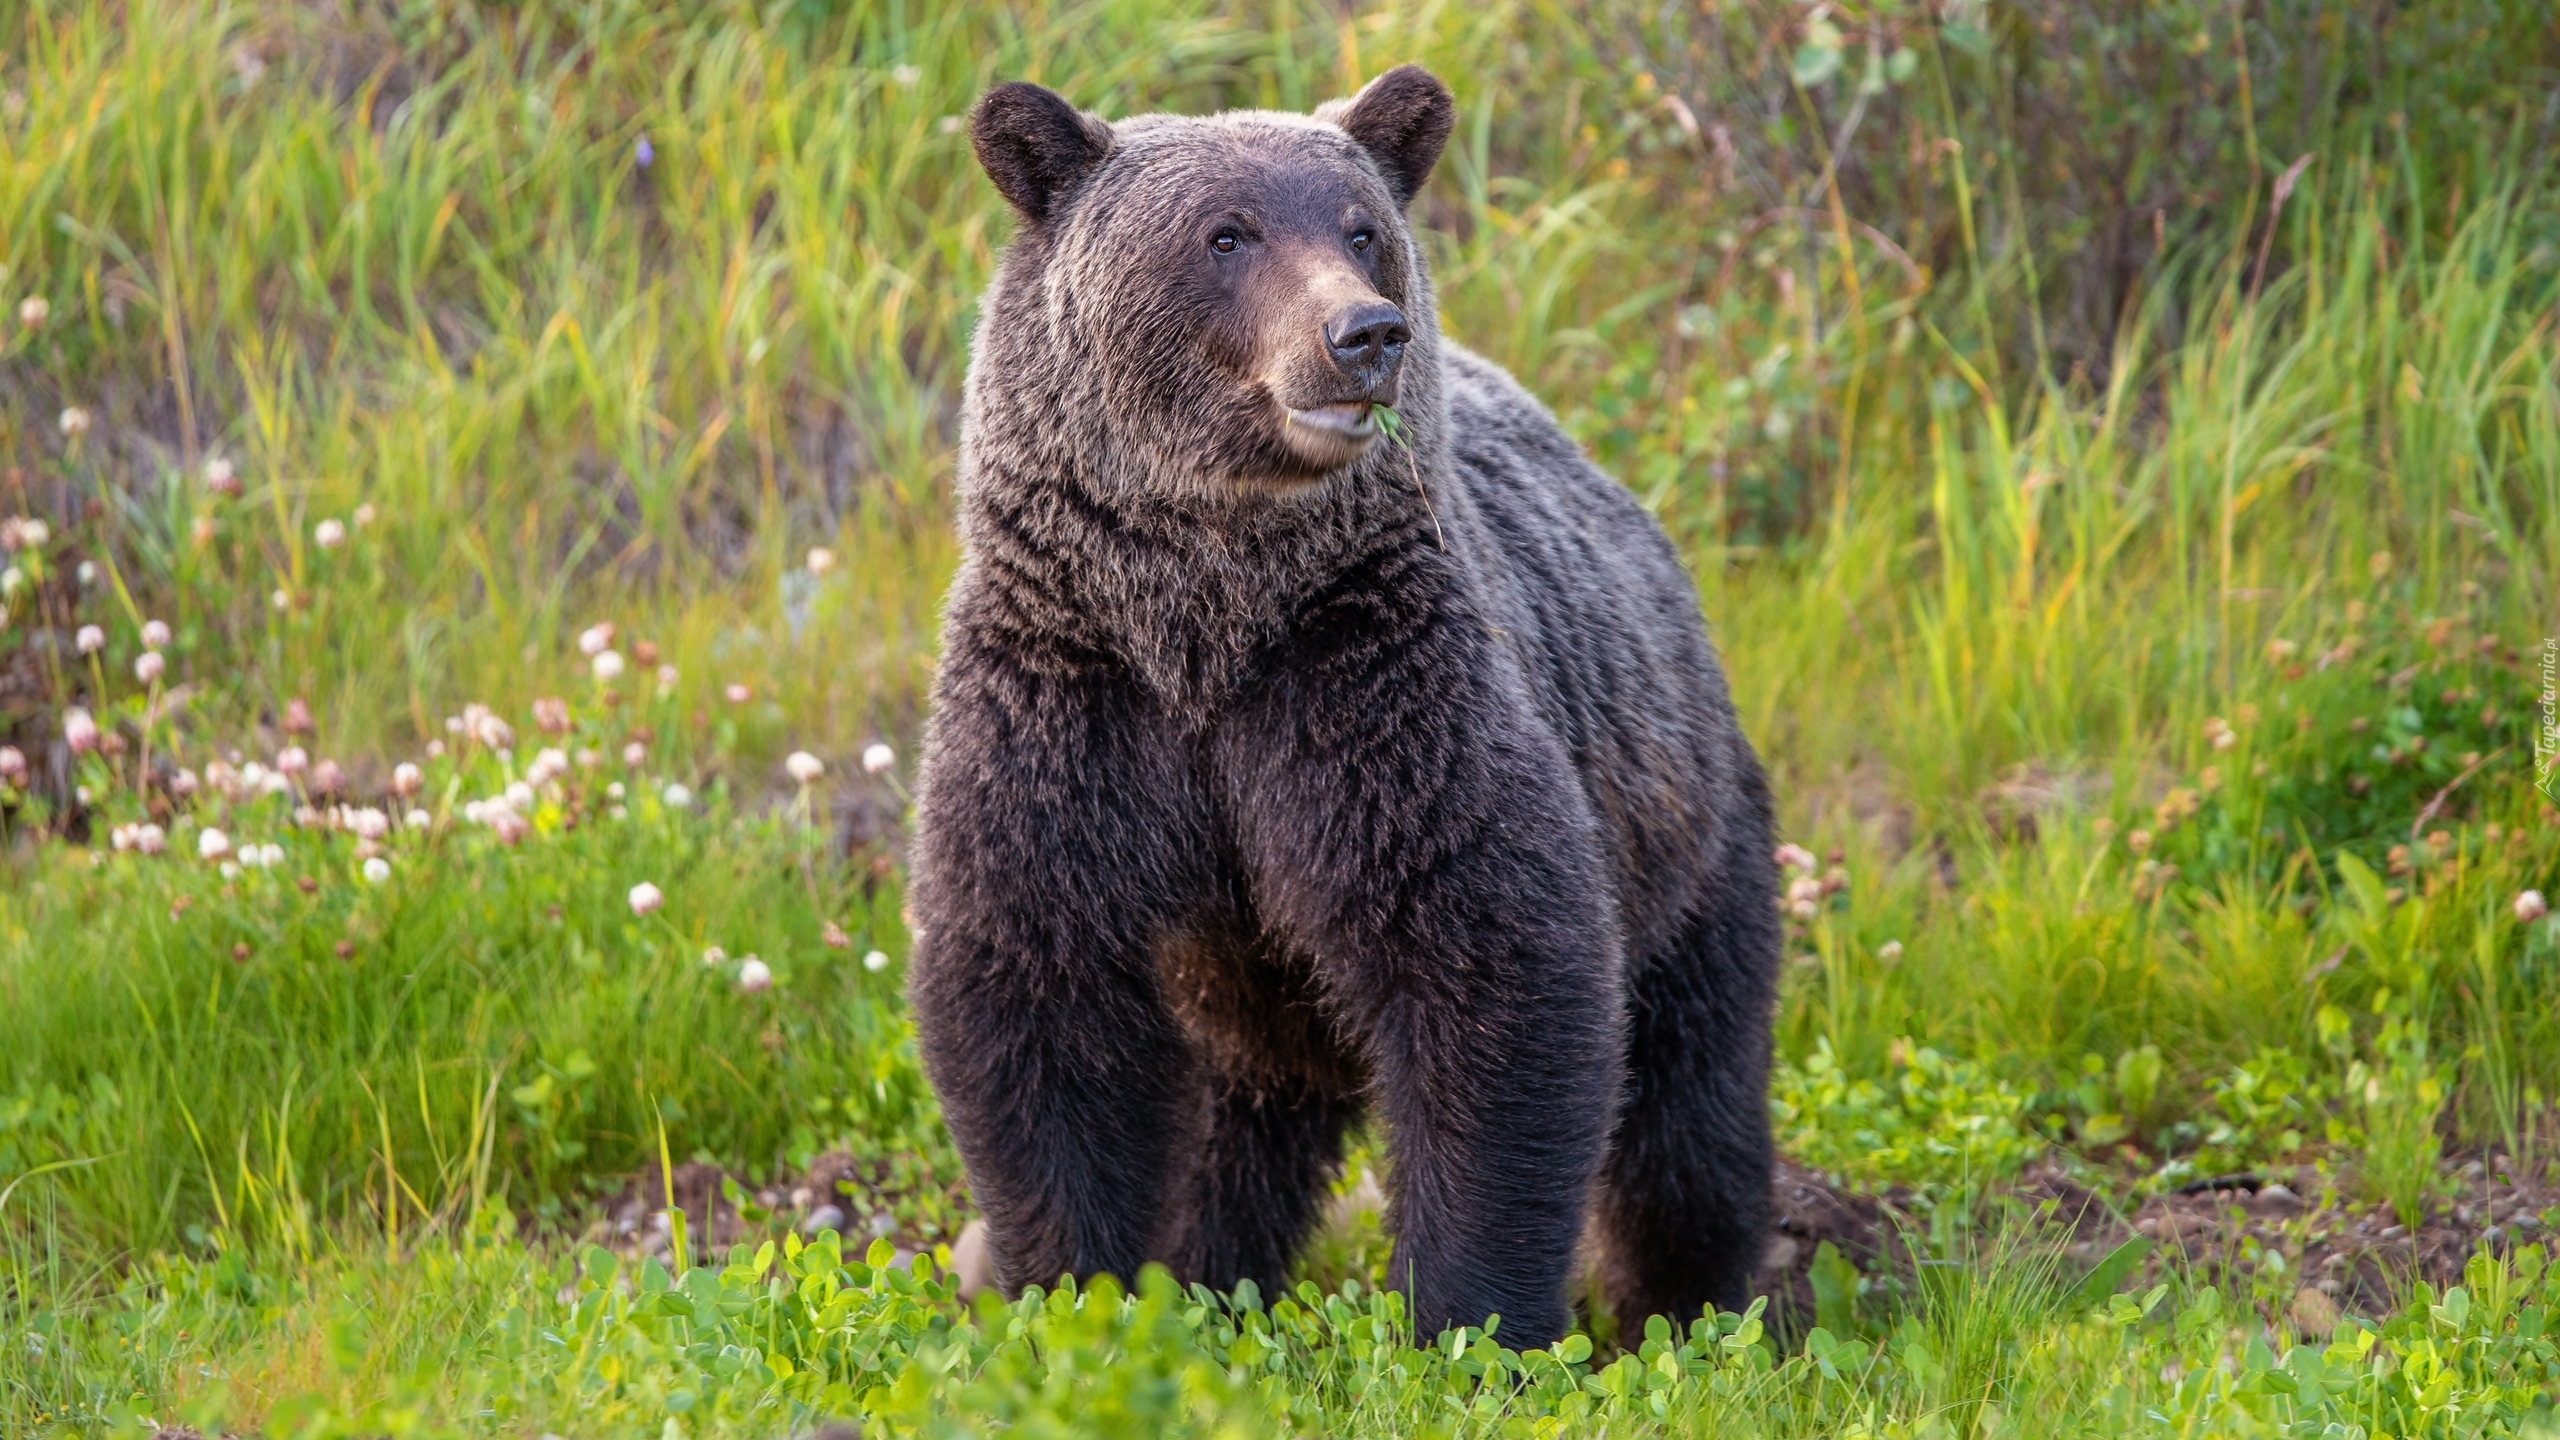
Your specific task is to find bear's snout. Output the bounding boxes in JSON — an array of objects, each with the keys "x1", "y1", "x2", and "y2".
[{"x1": 1323, "y1": 299, "x2": 1409, "y2": 404}]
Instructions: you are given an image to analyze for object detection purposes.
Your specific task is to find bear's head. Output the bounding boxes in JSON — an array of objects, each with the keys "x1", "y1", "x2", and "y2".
[{"x1": 964, "y1": 66, "x2": 1456, "y2": 498}]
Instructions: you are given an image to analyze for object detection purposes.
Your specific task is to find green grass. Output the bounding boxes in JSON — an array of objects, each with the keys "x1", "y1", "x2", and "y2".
[{"x1": 5, "y1": 0, "x2": 2560, "y2": 1434}]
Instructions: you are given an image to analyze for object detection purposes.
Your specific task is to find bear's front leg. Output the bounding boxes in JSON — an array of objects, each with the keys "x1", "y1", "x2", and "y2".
[
  {"x1": 1220, "y1": 571, "x2": 1623, "y2": 1347},
  {"x1": 908, "y1": 646, "x2": 1211, "y2": 1296}
]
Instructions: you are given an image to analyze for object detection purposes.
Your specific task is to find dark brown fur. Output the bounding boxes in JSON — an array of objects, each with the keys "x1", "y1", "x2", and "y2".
[{"x1": 908, "y1": 66, "x2": 1780, "y2": 1347}]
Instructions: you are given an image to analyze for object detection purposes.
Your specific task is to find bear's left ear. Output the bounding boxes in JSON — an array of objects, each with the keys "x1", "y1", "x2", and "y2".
[
  {"x1": 1328, "y1": 65, "x2": 1456, "y2": 208},
  {"x1": 972, "y1": 82, "x2": 1116, "y2": 226}
]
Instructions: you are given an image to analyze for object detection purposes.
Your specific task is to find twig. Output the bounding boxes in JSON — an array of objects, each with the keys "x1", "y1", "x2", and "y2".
[
  {"x1": 1372, "y1": 407, "x2": 1444, "y2": 551},
  {"x1": 2411, "y1": 746, "x2": 2505, "y2": 841}
]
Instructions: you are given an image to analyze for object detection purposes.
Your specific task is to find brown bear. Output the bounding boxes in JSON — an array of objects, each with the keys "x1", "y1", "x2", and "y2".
[{"x1": 907, "y1": 65, "x2": 1780, "y2": 1348}]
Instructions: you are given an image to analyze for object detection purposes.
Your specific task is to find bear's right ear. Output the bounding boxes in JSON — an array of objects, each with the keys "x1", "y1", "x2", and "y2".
[{"x1": 971, "y1": 82, "x2": 1115, "y2": 226}]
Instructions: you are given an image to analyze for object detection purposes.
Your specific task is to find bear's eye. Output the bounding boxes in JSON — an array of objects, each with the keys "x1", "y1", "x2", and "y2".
[
  {"x1": 1210, "y1": 229, "x2": 1242, "y2": 254},
  {"x1": 1349, "y1": 230, "x2": 1374, "y2": 252}
]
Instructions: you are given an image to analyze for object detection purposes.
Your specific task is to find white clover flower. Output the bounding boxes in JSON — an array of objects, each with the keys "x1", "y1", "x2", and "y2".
[
  {"x1": 661, "y1": 782, "x2": 693, "y2": 809},
  {"x1": 724, "y1": 682, "x2": 752, "y2": 704},
  {"x1": 1, "y1": 567, "x2": 20, "y2": 594},
  {"x1": 271, "y1": 588, "x2": 290, "y2": 611},
  {"x1": 63, "y1": 708, "x2": 98, "y2": 753},
  {"x1": 628, "y1": 881, "x2": 664, "y2": 916},
  {"x1": 142, "y1": 619, "x2": 171, "y2": 648},
  {"x1": 135, "y1": 650, "x2": 165, "y2": 683},
  {"x1": 353, "y1": 503, "x2": 376, "y2": 528},
  {"x1": 861, "y1": 742, "x2": 894, "y2": 775},
  {"x1": 18, "y1": 295, "x2": 48, "y2": 328},
  {"x1": 656, "y1": 663, "x2": 679, "y2": 692},
  {"x1": 76, "y1": 560, "x2": 96, "y2": 586},
  {"x1": 461, "y1": 703, "x2": 513, "y2": 750},
  {"x1": 392, "y1": 761, "x2": 422, "y2": 796},
  {"x1": 134, "y1": 824, "x2": 167, "y2": 856},
  {"x1": 806, "y1": 546, "x2": 837, "y2": 576},
  {"x1": 363, "y1": 856, "x2": 391, "y2": 884},
  {"x1": 606, "y1": 781, "x2": 625, "y2": 800},
  {"x1": 489, "y1": 810, "x2": 530, "y2": 845},
  {"x1": 786, "y1": 751, "x2": 825, "y2": 785},
  {"x1": 260, "y1": 770, "x2": 291, "y2": 796},
  {"x1": 1774, "y1": 843, "x2": 1817, "y2": 873},
  {"x1": 405, "y1": 808, "x2": 431, "y2": 829},
  {"x1": 862, "y1": 949, "x2": 891, "y2": 973},
  {"x1": 314, "y1": 518, "x2": 346, "y2": 549},
  {"x1": 1877, "y1": 939, "x2": 1905, "y2": 962},
  {"x1": 198, "y1": 827, "x2": 232, "y2": 861},
  {"x1": 736, "y1": 956, "x2": 773, "y2": 992},
  {"x1": 346, "y1": 807, "x2": 390, "y2": 841},
  {"x1": 170, "y1": 767, "x2": 198, "y2": 795},
  {"x1": 2520, "y1": 890, "x2": 2551, "y2": 924},
  {"x1": 591, "y1": 649, "x2": 626, "y2": 682},
  {"x1": 505, "y1": 780, "x2": 535, "y2": 810},
  {"x1": 205, "y1": 456, "x2": 240, "y2": 496},
  {"x1": 0, "y1": 745, "x2": 23, "y2": 782},
  {"x1": 58, "y1": 406, "x2": 90, "y2": 437},
  {"x1": 578, "y1": 622, "x2": 616, "y2": 656},
  {"x1": 75, "y1": 624, "x2": 104, "y2": 654},
  {"x1": 16, "y1": 519, "x2": 46, "y2": 548},
  {"x1": 240, "y1": 760, "x2": 269, "y2": 790},
  {"x1": 623, "y1": 741, "x2": 646, "y2": 767},
  {"x1": 259, "y1": 842, "x2": 286, "y2": 868},
  {"x1": 528, "y1": 747, "x2": 569, "y2": 785},
  {"x1": 111, "y1": 823, "x2": 136, "y2": 852},
  {"x1": 276, "y1": 745, "x2": 308, "y2": 775},
  {"x1": 891, "y1": 63, "x2": 921, "y2": 86},
  {"x1": 702, "y1": 945, "x2": 727, "y2": 967}
]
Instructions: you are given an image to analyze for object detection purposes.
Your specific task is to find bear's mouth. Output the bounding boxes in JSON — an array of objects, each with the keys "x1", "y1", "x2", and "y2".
[{"x1": 1282, "y1": 402, "x2": 1379, "y2": 439}]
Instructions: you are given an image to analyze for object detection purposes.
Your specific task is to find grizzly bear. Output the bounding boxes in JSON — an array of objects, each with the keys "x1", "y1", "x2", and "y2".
[{"x1": 908, "y1": 65, "x2": 1780, "y2": 1348}]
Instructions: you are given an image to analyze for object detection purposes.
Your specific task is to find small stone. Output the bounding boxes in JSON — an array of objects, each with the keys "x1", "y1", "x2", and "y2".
[
  {"x1": 1757, "y1": 1235, "x2": 1801, "y2": 1274},
  {"x1": 952, "y1": 1218, "x2": 993, "y2": 1300},
  {"x1": 2290, "y1": 1286, "x2": 2339, "y2": 1336},
  {"x1": 801, "y1": 1204, "x2": 845, "y2": 1236},
  {"x1": 2256, "y1": 1183, "x2": 2302, "y2": 1212},
  {"x1": 869, "y1": 1210, "x2": 898, "y2": 1240}
]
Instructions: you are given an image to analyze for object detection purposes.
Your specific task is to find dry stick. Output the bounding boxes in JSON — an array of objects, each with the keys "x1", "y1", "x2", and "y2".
[
  {"x1": 1371, "y1": 406, "x2": 1444, "y2": 551},
  {"x1": 2410, "y1": 746, "x2": 2506, "y2": 841}
]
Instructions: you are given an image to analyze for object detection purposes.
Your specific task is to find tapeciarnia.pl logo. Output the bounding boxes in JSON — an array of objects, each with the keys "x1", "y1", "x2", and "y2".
[{"x1": 2539, "y1": 637, "x2": 2558, "y2": 802}]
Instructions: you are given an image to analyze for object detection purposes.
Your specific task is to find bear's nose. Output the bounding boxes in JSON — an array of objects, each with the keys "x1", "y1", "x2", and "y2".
[{"x1": 1324, "y1": 300, "x2": 1410, "y2": 382}]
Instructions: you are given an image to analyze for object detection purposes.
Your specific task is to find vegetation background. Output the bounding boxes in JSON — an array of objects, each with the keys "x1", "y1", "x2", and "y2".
[{"x1": 2, "y1": 0, "x2": 2558, "y2": 1434}]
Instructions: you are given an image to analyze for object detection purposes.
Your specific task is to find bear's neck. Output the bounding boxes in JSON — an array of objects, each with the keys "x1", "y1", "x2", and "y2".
[{"x1": 957, "y1": 399, "x2": 1454, "y2": 723}]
